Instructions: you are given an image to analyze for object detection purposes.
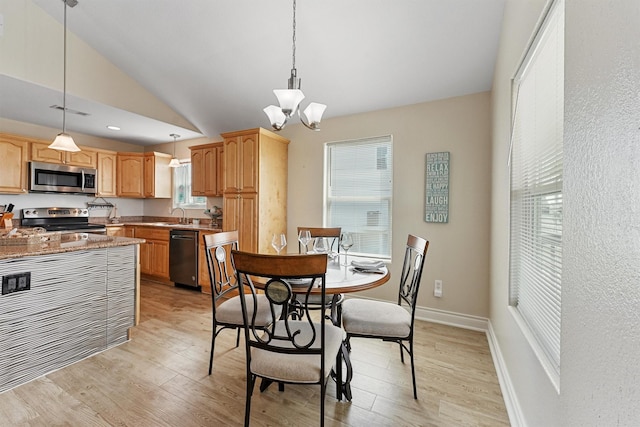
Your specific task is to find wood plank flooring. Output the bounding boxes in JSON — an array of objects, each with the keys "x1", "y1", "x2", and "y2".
[{"x1": 0, "y1": 280, "x2": 510, "y2": 426}]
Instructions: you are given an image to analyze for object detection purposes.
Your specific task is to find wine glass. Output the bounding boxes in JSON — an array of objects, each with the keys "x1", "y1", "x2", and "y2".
[
  {"x1": 298, "y1": 230, "x2": 312, "y2": 254},
  {"x1": 271, "y1": 233, "x2": 287, "y2": 255},
  {"x1": 313, "y1": 237, "x2": 329, "y2": 254},
  {"x1": 340, "y1": 232, "x2": 354, "y2": 266}
]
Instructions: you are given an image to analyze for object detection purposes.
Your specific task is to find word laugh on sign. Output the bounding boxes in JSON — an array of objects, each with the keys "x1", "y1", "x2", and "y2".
[{"x1": 425, "y1": 152, "x2": 450, "y2": 223}]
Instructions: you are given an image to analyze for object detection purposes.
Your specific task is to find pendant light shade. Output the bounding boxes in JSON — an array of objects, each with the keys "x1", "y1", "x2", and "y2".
[
  {"x1": 50, "y1": 132, "x2": 80, "y2": 152},
  {"x1": 264, "y1": 0, "x2": 326, "y2": 131},
  {"x1": 49, "y1": 0, "x2": 81, "y2": 153}
]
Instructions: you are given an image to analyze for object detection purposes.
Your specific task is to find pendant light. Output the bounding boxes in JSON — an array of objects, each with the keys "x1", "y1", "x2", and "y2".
[
  {"x1": 49, "y1": 0, "x2": 81, "y2": 152},
  {"x1": 168, "y1": 134, "x2": 181, "y2": 167},
  {"x1": 263, "y1": 0, "x2": 326, "y2": 131}
]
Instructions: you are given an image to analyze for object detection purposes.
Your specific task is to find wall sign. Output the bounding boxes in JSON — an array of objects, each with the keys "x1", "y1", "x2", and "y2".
[{"x1": 425, "y1": 152, "x2": 449, "y2": 223}]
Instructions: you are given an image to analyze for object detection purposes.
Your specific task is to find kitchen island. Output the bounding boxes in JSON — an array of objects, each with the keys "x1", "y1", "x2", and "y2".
[{"x1": 0, "y1": 233, "x2": 144, "y2": 393}]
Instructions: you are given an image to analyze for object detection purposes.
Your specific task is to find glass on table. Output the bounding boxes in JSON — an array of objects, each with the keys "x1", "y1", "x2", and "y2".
[
  {"x1": 339, "y1": 232, "x2": 354, "y2": 266},
  {"x1": 313, "y1": 237, "x2": 329, "y2": 254},
  {"x1": 271, "y1": 233, "x2": 287, "y2": 254},
  {"x1": 298, "y1": 230, "x2": 312, "y2": 254}
]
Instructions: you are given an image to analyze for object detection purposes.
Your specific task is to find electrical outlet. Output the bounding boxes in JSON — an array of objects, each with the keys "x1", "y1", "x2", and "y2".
[
  {"x1": 2, "y1": 272, "x2": 31, "y2": 295},
  {"x1": 434, "y1": 279, "x2": 443, "y2": 298}
]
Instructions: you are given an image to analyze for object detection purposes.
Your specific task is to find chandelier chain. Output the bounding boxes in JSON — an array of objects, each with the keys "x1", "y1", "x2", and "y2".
[
  {"x1": 62, "y1": 0, "x2": 68, "y2": 132},
  {"x1": 292, "y1": 0, "x2": 296, "y2": 70}
]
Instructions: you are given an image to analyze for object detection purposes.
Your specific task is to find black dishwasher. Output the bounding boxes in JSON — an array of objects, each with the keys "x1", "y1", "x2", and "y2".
[{"x1": 169, "y1": 229, "x2": 199, "y2": 289}]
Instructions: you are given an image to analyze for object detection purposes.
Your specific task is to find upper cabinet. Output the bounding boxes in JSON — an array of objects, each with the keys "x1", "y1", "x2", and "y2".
[
  {"x1": 221, "y1": 128, "x2": 289, "y2": 253},
  {"x1": 190, "y1": 141, "x2": 224, "y2": 197},
  {"x1": 117, "y1": 153, "x2": 145, "y2": 197},
  {"x1": 96, "y1": 150, "x2": 117, "y2": 197},
  {"x1": 144, "y1": 152, "x2": 172, "y2": 198},
  {"x1": 116, "y1": 152, "x2": 172, "y2": 198},
  {"x1": 0, "y1": 134, "x2": 29, "y2": 194},
  {"x1": 31, "y1": 141, "x2": 97, "y2": 168}
]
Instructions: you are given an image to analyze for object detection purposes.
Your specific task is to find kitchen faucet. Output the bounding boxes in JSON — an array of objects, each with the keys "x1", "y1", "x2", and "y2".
[{"x1": 171, "y1": 207, "x2": 186, "y2": 224}]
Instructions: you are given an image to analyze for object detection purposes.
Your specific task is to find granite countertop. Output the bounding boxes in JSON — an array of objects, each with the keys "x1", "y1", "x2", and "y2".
[
  {"x1": 0, "y1": 233, "x2": 145, "y2": 261},
  {"x1": 104, "y1": 222, "x2": 222, "y2": 232}
]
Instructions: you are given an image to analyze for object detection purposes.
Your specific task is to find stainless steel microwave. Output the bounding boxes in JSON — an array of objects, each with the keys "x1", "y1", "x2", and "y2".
[{"x1": 29, "y1": 161, "x2": 97, "y2": 195}]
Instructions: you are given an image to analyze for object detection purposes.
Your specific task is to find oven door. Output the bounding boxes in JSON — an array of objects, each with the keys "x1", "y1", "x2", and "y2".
[{"x1": 29, "y1": 162, "x2": 97, "y2": 194}]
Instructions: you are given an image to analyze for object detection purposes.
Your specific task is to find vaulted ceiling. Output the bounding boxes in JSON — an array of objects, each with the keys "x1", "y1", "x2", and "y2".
[{"x1": 2, "y1": 0, "x2": 506, "y2": 145}]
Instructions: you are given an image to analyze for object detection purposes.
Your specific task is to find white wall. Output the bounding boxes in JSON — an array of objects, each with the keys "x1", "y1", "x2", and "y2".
[
  {"x1": 491, "y1": 1, "x2": 640, "y2": 425},
  {"x1": 282, "y1": 92, "x2": 492, "y2": 318},
  {"x1": 561, "y1": 0, "x2": 640, "y2": 424}
]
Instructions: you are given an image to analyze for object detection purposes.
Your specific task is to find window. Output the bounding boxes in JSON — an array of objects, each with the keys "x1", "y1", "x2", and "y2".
[
  {"x1": 173, "y1": 163, "x2": 206, "y2": 209},
  {"x1": 509, "y1": 0, "x2": 563, "y2": 386},
  {"x1": 324, "y1": 136, "x2": 393, "y2": 258}
]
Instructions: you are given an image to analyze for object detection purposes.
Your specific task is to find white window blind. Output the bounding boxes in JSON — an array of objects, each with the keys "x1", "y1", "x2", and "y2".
[
  {"x1": 509, "y1": 0, "x2": 564, "y2": 381},
  {"x1": 325, "y1": 136, "x2": 393, "y2": 258},
  {"x1": 173, "y1": 163, "x2": 206, "y2": 209}
]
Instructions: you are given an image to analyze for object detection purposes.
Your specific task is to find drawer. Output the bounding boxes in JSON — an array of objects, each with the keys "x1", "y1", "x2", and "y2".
[{"x1": 134, "y1": 227, "x2": 170, "y2": 241}]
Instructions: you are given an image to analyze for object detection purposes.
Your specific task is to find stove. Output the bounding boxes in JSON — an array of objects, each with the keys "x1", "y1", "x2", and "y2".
[{"x1": 21, "y1": 207, "x2": 107, "y2": 234}]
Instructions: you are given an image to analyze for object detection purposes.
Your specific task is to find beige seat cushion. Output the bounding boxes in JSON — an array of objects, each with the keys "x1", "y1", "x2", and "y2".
[
  {"x1": 341, "y1": 299, "x2": 411, "y2": 338},
  {"x1": 216, "y1": 294, "x2": 279, "y2": 326},
  {"x1": 250, "y1": 320, "x2": 344, "y2": 383}
]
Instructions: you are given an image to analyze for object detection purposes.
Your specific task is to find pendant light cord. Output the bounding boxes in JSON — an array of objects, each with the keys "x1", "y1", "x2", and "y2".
[
  {"x1": 62, "y1": 1, "x2": 68, "y2": 133},
  {"x1": 292, "y1": 0, "x2": 296, "y2": 70}
]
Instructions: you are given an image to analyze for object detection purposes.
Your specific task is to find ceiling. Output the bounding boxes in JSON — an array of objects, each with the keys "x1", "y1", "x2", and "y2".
[{"x1": 3, "y1": 0, "x2": 506, "y2": 146}]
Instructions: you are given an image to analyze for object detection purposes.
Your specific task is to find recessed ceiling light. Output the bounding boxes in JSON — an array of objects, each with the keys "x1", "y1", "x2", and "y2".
[{"x1": 106, "y1": 125, "x2": 120, "y2": 131}]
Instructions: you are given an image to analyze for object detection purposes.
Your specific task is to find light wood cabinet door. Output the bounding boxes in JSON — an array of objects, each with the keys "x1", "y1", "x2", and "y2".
[
  {"x1": 66, "y1": 149, "x2": 97, "y2": 168},
  {"x1": 30, "y1": 141, "x2": 97, "y2": 167},
  {"x1": 144, "y1": 152, "x2": 172, "y2": 198},
  {"x1": 151, "y1": 240, "x2": 170, "y2": 279},
  {"x1": 140, "y1": 241, "x2": 153, "y2": 275},
  {"x1": 203, "y1": 146, "x2": 218, "y2": 195},
  {"x1": 223, "y1": 192, "x2": 257, "y2": 252},
  {"x1": 191, "y1": 142, "x2": 223, "y2": 197},
  {"x1": 223, "y1": 134, "x2": 258, "y2": 193},
  {"x1": 191, "y1": 148, "x2": 205, "y2": 196},
  {"x1": 216, "y1": 145, "x2": 225, "y2": 196},
  {"x1": 30, "y1": 141, "x2": 65, "y2": 164},
  {"x1": 97, "y1": 151, "x2": 117, "y2": 197},
  {"x1": 0, "y1": 135, "x2": 28, "y2": 194},
  {"x1": 117, "y1": 153, "x2": 144, "y2": 197}
]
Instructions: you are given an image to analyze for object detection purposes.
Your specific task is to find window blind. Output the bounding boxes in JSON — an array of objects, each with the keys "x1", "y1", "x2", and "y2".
[
  {"x1": 173, "y1": 163, "x2": 206, "y2": 208},
  {"x1": 509, "y1": 0, "x2": 564, "y2": 379},
  {"x1": 325, "y1": 136, "x2": 393, "y2": 258}
]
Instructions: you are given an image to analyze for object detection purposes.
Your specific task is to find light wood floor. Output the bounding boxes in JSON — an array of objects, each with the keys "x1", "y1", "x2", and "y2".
[{"x1": 0, "y1": 280, "x2": 510, "y2": 426}]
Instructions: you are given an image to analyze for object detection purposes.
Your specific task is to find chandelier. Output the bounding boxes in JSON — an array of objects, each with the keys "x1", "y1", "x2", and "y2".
[
  {"x1": 263, "y1": 0, "x2": 326, "y2": 131},
  {"x1": 49, "y1": 0, "x2": 81, "y2": 152}
]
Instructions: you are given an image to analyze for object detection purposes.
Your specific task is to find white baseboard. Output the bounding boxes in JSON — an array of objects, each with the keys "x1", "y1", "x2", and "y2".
[{"x1": 414, "y1": 305, "x2": 488, "y2": 331}]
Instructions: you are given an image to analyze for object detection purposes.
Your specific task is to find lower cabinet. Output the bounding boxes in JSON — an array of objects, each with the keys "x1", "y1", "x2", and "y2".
[
  {"x1": 198, "y1": 230, "x2": 218, "y2": 295},
  {"x1": 135, "y1": 227, "x2": 170, "y2": 280}
]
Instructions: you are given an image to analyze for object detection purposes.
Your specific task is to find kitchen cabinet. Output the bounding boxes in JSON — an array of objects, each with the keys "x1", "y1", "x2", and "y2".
[
  {"x1": 135, "y1": 226, "x2": 170, "y2": 280},
  {"x1": 116, "y1": 152, "x2": 171, "y2": 198},
  {"x1": 198, "y1": 230, "x2": 218, "y2": 294},
  {"x1": 190, "y1": 142, "x2": 224, "y2": 197},
  {"x1": 0, "y1": 134, "x2": 28, "y2": 194},
  {"x1": 106, "y1": 224, "x2": 133, "y2": 237},
  {"x1": 31, "y1": 141, "x2": 98, "y2": 167},
  {"x1": 117, "y1": 153, "x2": 144, "y2": 197},
  {"x1": 144, "y1": 152, "x2": 172, "y2": 198},
  {"x1": 96, "y1": 150, "x2": 117, "y2": 197},
  {"x1": 221, "y1": 128, "x2": 288, "y2": 253}
]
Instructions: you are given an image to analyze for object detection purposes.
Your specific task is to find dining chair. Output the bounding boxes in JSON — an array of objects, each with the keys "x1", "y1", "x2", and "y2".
[
  {"x1": 203, "y1": 230, "x2": 280, "y2": 375},
  {"x1": 341, "y1": 234, "x2": 429, "y2": 399},
  {"x1": 231, "y1": 250, "x2": 344, "y2": 427},
  {"x1": 296, "y1": 226, "x2": 343, "y2": 321}
]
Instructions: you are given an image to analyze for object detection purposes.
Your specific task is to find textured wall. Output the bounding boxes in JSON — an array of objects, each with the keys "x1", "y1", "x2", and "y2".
[
  {"x1": 561, "y1": 0, "x2": 640, "y2": 424},
  {"x1": 0, "y1": 245, "x2": 136, "y2": 393}
]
